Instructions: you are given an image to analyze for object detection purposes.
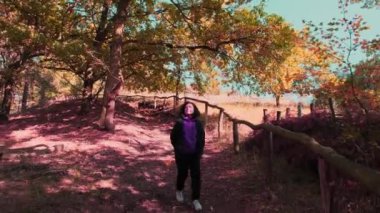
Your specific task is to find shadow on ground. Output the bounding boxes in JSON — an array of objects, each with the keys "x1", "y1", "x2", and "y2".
[{"x1": 0, "y1": 100, "x2": 324, "y2": 213}]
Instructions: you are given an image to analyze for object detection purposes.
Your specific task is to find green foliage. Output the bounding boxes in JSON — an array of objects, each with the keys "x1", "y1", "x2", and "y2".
[
  {"x1": 0, "y1": 0, "x2": 346, "y2": 104},
  {"x1": 58, "y1": 72, "x2": 83, "y2": 97},
  {"x1": 34, "y1": 69, "x2": 58, "y2": 105}
]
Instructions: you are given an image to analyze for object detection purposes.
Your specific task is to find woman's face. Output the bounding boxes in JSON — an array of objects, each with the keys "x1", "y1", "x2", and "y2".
[{"x1": 184, "y1": 103, "x2": 194, "y2": 116}]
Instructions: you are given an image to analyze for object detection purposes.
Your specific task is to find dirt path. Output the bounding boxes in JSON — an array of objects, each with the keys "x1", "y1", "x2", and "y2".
[{"x1": 0, "y1": 101, "x2": 319, "y2": 212}]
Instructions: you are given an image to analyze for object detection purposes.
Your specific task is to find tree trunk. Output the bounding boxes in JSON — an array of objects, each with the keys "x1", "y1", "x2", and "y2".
[
  {"x1": 91, "y1": 1, "x2": 111, "y2": 127},
  {"x1": 174, "y1": 68, "x2": 182, "y2": 108},
  {"x1": 97, "y1": 38, "x2": 124, "y2": 131},
  {"x1": 328, "y1": 97, "x2": 336, "y2": 122},
  {"x1": 1, "y1": 79, "x2": 15, "y2": 117},
  {"x1": 0, "y1": 82, "x2": 4, "y2": 100},
  {"x1": 95, "y1": 0, "x2": 130, "y2": 131},
  {"x1": 79, "y1": 78, "x2": 94, "y2": 115},
  {"x1": 30, "y1": 73, "x2": 35, "y2": 103},
  {"x1": 85, "y1": 1, "x2": 111, "y2": 115},
  {"x1": 21, "y1": 75, "x2": 29, "y2": 113},
  {"x1": 175, "y1": 83, "x2": 179, "y2": 109},
  {"x1": 275, "y1": 95, "x2": 280, "y2": 107},
  {"x1": 347, "y1": 32, "x2": 369, "y2": 120},
  {"x1": 96, "y1": 79, "x2": 110, "y2": 128},
  {"x1": 38, "y1": 82, "x2": 47, "y2": 106}
]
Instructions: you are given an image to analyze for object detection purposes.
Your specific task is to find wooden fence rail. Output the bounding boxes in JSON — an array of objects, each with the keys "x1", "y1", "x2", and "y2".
[{"x1": 122, "y1": 95, "x2": 380, "y2": 202}]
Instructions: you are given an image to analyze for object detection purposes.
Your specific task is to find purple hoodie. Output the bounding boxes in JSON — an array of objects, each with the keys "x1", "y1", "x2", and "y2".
[{"x1": 181, "y1": 116, "x2": 197, "y2": 154}]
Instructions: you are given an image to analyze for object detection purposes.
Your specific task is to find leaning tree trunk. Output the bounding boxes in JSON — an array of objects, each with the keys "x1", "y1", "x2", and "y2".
[
  {"x1": 21, "y1": 75, "x2": 29, "y2": 113},
  {"x1": 96, "y1": 78, "x2": 110, "y2": 128},
  {"x1": 1, "y1": 79, "x2": 15, "y2": 117},
  {"x1": 81, "y1": 2, "x2": 110, "y2": 117},
  {"x1": 0, "y1": 81, "x2": 4, "y2": 100},
  {"x1": 95, "y1": 0, "x2": 130, "y2": 131},
  {"x1": 96, "y1": 48, "x2": 123, "y2": 131}
]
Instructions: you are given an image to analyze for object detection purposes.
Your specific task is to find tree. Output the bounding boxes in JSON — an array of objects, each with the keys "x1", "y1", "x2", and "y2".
[
  {"x1": 94, "y1": 0, "x2": 296, "y2": 130},
  {"x1": 352, "y1": 39, "x2": 380, "y2": 110},
  {"x1": 44, "y1": 0, "x2": 113, "y2": 115},
  {"x1": 0, "y1": 0, "x2": 72, "y2": 116},
  {"x1": 97, "y1": 0, "x2": 131, "y2": 131},
  {"x1": 265, "y1": 40, "x2": 333, "y2": 106},
  {"x1": 218, "y1": 11, "x2": 299, "y2": 105},
  {"x1": 349, "y1": 0, "x2": 380, "y2": 8},
  {"x1": 305, "y1": 0, "x2": 379, "y2": 118},
  {"x1": 1, "y1": 0, "x2": 306, "y2": 131}
]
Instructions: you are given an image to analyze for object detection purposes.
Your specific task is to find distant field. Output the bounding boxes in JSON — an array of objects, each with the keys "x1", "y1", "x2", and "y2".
[
  {"x1": 210, "y1": 102, "x2": 310, "y2": 124},
  {"x1": 125, "y1": 93, "x2": 311, "y2": 124},
  {"x1": 193, "y1": 100, "x2": 311, "y2": 139},
  {"x1": 127, "y1": 93, "x2": 312, "y2": 140},
  {"x1": 176, "y1": 95, "x2": 312, "y2": 124},
  {"x1": 125, "y1": 92, "x2": 311, "y2": 106}
]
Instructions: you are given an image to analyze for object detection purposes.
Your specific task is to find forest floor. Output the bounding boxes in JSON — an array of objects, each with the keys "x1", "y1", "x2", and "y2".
[{"x1": 0, "y1": 100, "x2": 321, "y2": 213}]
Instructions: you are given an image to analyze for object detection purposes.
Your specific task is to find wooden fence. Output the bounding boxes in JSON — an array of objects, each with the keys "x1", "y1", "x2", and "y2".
[{"x1": 123, "y1": 95, "x2": 380, "y2": 212}]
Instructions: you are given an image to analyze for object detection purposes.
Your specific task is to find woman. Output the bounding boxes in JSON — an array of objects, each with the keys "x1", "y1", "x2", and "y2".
[{"x1": 170, "y1": 101, "x2": 205, "y2": 211}]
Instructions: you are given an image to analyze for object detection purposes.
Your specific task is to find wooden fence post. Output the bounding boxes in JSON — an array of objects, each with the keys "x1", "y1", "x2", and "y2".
[
  {"x1": 269, "y1": 131, "x2": 273, "y2": 168},
  {"x1": 310, "y1": 102, "x2": 315, "y2": 115},
  {"x1": 0, "y1": 143, "x2": 4, "y2": 161},
  {"x1": 318, "y1": 158, "x2": 335, "y2": 213},
  {"x1": 232, "y1": 121, "x2": 239, "y2": 154},
  {"x1": 263, "y1": 109, "x2": 272, "y2": 184},
  {"x1": 297, "y1": 103, "x2": 302, "y2": 118},
  {"x1": 204, "y1": 103, "x2": 208, "y2": 126},
  {"x1": 328, "y1": 98, "x2": 336, "y2": 122},
  {"x1": 173, "y1": 96, "x2": 176, "y2": 111},
  {"x1": 218, "y1": 109, "x2": 224, "y2": 139},
  {"x1": 285, "y1": 108, "x2": 290, "y2": 119},
  {"x1": 276, "y1": 111, "x2": 281, "y2": 121},
  {"x1": 263, "y1": 109, "x2": 268, "y2": 122}
]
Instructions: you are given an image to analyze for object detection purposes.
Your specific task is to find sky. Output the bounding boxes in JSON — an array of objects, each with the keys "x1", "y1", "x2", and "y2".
[{"x1": 262, "y1": 0, "x2": 379, "y2": 38}]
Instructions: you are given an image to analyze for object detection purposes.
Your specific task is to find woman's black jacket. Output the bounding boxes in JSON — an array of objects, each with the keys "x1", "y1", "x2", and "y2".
[{"x1": 170, "y1": 118, "x2": 205, "y2": 157}]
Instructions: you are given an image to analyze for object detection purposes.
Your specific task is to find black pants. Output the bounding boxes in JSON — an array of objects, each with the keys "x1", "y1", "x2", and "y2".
[{"x1": 175, "y1": 153, "x2": 201, "y2": 200}]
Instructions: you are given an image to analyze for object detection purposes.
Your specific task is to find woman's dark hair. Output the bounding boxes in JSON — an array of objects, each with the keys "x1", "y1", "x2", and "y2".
[{"x1": 179, "y1": 101, "x2": 201, "y2": 118}]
